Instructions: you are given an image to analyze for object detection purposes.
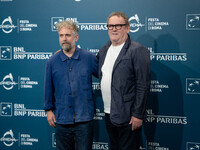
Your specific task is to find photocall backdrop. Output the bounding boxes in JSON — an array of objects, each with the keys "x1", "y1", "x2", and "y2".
[{"x1": 0, "y1": 0, "x2": 200, "y2": 149}]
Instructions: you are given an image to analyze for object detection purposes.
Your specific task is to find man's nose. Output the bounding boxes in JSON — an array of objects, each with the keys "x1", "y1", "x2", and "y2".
[
  {"x1": 62, "y1": 35, "x2": 67, "y2": 41},
  {"x1": 63, "y1": 36, "x2": 67, "y2": 41}
]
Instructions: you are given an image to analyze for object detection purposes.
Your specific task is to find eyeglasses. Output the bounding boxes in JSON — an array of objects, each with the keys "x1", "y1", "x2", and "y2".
[{"x1": 107, "y1": 24, "x2": 127, "y2": 30}]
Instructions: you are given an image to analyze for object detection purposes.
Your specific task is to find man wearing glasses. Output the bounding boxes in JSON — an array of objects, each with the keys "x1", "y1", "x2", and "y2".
[{"x1": 97, "y1": 12, "x2": 150, "y2": 150}]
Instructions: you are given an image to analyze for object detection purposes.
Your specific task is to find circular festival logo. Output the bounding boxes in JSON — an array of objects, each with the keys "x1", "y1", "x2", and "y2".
[
  {"x1": 0, "y1": 130, "x2": 18, "y2": 147},
  {"x1": 0, "y1": 73, "x2": 17, "y2": 90},
  {"x1": 129, "y1": 14, "x2": 145, "y2": 33},
  {"x1": 0, "y1": 16, "x2": 17, "y2": 33}
]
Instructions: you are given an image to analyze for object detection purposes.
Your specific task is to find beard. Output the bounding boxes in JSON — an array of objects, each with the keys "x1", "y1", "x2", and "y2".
[{"x1": 61, "y1": 41, "x2": 76, "y2": 52}]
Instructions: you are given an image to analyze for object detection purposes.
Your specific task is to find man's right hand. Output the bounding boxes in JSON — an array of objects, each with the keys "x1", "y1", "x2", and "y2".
[{"x1": 46, "y1": 110, "x2": 56, "y2": 128}]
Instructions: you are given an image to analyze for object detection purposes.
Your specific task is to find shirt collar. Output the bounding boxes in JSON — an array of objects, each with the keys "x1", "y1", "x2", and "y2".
[{"x1": 60, "y1": 47, "x2": 80, "y2": 61}]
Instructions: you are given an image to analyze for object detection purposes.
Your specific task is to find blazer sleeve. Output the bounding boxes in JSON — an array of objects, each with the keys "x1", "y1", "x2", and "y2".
[{"x1": 131, "y1": 46, "x2": 151, "y2": 119}]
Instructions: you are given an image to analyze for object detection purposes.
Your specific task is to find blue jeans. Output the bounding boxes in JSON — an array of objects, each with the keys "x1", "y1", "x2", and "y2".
[{"x1": 55, "y1": 121, "x2": 93, "y2": 150}]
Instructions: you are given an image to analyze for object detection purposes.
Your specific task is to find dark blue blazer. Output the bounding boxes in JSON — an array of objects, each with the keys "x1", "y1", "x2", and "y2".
[{"x1": 97, "y1": 35, "x2": 151, "y2": 126}]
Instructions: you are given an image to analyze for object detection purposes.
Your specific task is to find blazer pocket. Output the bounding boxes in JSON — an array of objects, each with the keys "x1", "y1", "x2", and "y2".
[
  {"x1": 119, "y1": 58, "x2": 130, "y2": 68},
  {"x1": 123, "y1": 92, "x2": 135, "y2": 102}
]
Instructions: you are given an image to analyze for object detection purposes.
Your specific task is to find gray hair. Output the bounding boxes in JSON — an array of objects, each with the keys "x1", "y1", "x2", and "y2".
[
  {"x1": 56, "y1": 20, "x2": 79, "y2": 35},
  {"x1": 107, "y1": 12, "x2": 130, "y2": 27}
]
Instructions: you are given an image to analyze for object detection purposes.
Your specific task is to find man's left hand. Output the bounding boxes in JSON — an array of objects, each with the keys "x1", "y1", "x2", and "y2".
[{"x1": 129, "y1": 116, "x2": 143, "y2": 131}]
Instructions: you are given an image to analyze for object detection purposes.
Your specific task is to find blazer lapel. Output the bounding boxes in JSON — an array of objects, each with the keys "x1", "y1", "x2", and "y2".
[{"x1": 112, "y1": 47, "x2": 127, "y2": 73}]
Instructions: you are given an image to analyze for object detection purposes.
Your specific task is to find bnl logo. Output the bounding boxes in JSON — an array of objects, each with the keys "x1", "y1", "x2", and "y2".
[
  {"x1": 51, "y1": 17, "x2": 64, "y2": 31},
  {"x1": 186, "y1": 78, "x2": 200, "y2": 94},
  {"x1": 0, "y1": 103, "x2": 12, "y2": 116},
  {"x1": 186, "y1": 14, "x2": 200, "y2": 30},
  {"x1": 187, "y1": 142, "x2": 200, "y2": 150},
  {"x1": 0, "y1": 46, "x2": 12, "y2": 60}
]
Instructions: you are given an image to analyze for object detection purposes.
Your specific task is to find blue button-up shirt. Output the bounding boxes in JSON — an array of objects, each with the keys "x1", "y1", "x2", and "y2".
[{"x1": 44, "y1": 47, "x2": 98, "y2": 124}]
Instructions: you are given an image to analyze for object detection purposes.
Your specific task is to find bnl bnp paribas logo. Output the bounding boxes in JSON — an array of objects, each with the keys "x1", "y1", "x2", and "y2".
[
  {"x1": 51, "y1": 17, "x2": 107, "y2": 31},
  {"x1": 186, "y1": 78, "x2": 200, "y2": 94},
  {"x1": 0, "y1": 46, "x2": 12, "y2": 60},
  {"x1": 51, "y1": 15, "x2": 145, "y2": 33},
  {"x1": 0, "y1": 102, "x2": 12, "y2": 116},
  {"x1": 0, "y1": 46, "x2": 52, "y2": 60},
  {"x1": 186, "y1": 14, "x2": 200, "y2": 30}
]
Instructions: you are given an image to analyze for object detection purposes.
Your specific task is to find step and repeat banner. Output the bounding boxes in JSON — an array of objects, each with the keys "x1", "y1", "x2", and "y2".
[{"x1": 1, "y1": 0, "x2": 200, "y2": 149}]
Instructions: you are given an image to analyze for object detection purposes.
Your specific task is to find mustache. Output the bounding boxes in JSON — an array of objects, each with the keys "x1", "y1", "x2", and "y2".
[{"x1": 62, "y1": 42, "x2": 70, "y2": 45}]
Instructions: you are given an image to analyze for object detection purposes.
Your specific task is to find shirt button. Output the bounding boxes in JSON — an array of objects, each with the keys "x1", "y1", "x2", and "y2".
[
  {"x1": 69, "y1": 93, "x2": 72, "y2": 95},
  {"x1": 69, "y1": 68, "x2": 72, "y2": 71}
]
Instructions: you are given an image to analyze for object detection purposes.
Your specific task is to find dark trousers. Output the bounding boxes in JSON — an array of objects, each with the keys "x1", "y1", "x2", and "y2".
[
  {"x1": 105, "y1": 113, "x2": 141, "y2": 150},
  {"x1": 55, "y1": 121, "x2": 93, "y2": 150}
]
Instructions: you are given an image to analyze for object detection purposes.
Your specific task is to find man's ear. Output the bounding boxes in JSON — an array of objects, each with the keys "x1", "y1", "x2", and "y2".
[
  {"x1": 75, "y1": 34, "x2": 79, "y2": 42},
  {"x1": 126, "y1": 26, "x2": 130, "y2": 34}
]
